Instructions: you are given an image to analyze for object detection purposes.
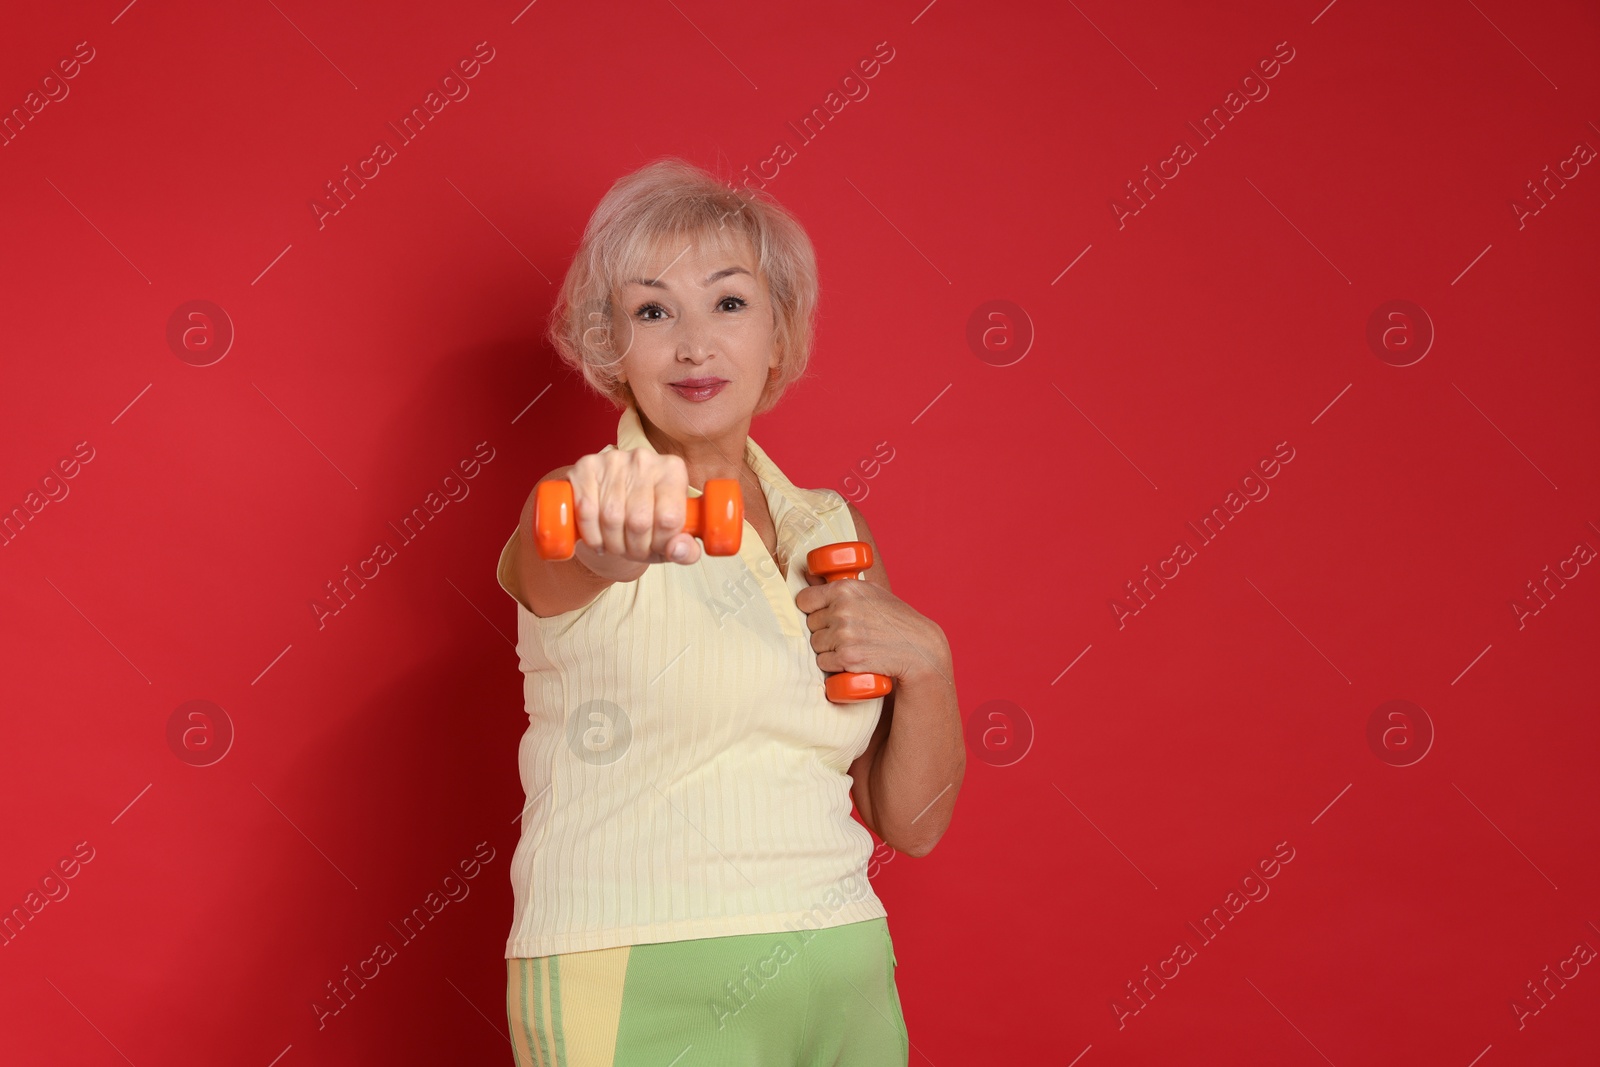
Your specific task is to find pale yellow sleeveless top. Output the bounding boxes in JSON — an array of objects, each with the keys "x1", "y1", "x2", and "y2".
[{"x1": 495, "y1": 404, "x2": 887, "y2": 957}]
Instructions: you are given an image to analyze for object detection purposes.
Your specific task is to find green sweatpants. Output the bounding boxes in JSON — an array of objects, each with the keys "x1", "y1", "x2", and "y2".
[{"x1": 506, "y1": 917, "x2": 909, "y2": 1066}]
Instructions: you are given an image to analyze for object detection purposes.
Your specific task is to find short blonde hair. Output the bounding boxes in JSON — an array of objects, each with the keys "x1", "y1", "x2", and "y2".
[{"x1": 547, "y1": 158, "x2": 819, "y2": 416}]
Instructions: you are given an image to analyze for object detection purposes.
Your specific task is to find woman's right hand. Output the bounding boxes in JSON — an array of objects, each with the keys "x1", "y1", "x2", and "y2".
[{"x1": 564, "y1": 448, "x2": 704, "y2": 581}]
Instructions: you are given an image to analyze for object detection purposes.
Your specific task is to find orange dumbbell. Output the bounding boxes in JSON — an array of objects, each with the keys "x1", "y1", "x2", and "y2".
[
  {"x1": 805, "y1": 541, "x2": 894, "y2": 703},
  {"x1": 532, "y1": 478, "x2": 744, "y2": 561}
]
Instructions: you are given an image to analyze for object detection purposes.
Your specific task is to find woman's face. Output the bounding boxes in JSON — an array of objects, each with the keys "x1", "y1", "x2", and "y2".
[{"x1": 611, "y1": 231, "x2": 779, "y2": 441}]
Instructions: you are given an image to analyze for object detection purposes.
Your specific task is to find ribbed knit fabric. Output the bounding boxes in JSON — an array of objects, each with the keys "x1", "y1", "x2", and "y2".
[{"x1": 496, "y1": 404, "x2": 888, "y2": 957}]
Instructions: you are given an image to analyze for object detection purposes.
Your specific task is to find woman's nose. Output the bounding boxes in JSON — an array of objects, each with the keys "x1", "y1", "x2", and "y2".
[{"x1": 675, "y1": 321, "x2": 717, "y2": 360}]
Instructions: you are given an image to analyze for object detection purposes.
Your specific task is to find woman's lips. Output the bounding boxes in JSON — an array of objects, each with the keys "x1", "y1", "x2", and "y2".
[{"x1": 668, "y1": 380, "x2": 728, "y2": 402}]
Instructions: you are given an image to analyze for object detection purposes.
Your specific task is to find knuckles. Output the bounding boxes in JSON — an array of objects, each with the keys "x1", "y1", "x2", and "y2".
[{"x1": 574, "y1": 448, "x2": 689, "y2": 543}]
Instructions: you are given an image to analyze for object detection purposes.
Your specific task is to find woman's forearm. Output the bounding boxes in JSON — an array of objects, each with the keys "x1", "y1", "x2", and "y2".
[{"x1": 870, "y1": 640, "x2": 965, "y2": 857}]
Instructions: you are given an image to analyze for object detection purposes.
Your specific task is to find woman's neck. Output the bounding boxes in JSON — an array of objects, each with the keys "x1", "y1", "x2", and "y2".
[{"x1": 636, "y1": 406, "x2": 757, "y2": 492}]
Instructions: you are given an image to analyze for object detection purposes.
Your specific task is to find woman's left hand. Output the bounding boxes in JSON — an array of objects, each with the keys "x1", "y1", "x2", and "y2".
[{"x1": 796, "y1": 569, "x2": 948, "y2": 685}]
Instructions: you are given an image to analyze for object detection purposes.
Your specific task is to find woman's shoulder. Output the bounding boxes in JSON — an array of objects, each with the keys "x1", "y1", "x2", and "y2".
[
  {"x1": 791, "y1": 483, "x2": 849, "y2": 513},
  {"x1": 772, "y1": 483, "x2": 856, "y2": 551}
]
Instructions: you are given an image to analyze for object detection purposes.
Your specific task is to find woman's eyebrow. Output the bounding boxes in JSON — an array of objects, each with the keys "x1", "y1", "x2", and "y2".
[{"x1": 626, "y1": 266, "x2": 752, "y2": 288}]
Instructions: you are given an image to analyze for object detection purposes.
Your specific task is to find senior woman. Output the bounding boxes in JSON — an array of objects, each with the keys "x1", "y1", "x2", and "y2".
[{"x1": 495, "y1": 158, "x2": 963, "y2": 1066}]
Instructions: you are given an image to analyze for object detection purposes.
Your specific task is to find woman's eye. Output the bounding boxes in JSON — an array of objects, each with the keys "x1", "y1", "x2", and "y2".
[
  {"x1": 719, "y1": 296, "x2": 747, "y2": 312},
  {"x1": 635, "y1": 303, "x2": 665, "y2": 321}
]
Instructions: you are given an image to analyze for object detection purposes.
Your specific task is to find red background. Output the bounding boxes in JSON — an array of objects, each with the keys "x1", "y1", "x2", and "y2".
[{"x1": 3, "y1": 1, "x2": 1598, "y2": 1063}]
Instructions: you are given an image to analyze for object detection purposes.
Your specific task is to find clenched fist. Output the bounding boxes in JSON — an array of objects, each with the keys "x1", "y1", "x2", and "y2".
[{"x1": 561, "y1": 448, "x2": 703, "y2": 581}]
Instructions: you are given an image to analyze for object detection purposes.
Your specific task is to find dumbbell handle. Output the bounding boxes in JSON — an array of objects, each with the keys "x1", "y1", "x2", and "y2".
[
  {"x1": 533, "y1": 478, "x2": 744, "y2": 561},
  {"x1": 805, "y1": 541, "x2": 895, "y2": 704}
]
